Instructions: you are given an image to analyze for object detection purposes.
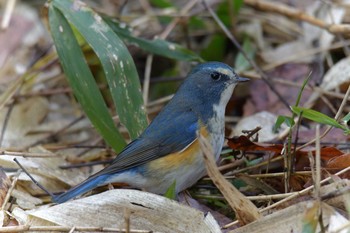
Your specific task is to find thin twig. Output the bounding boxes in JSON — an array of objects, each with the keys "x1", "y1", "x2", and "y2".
[
  {"x1": 261, "y1": 165, "x2": 350, "y2": 212},
  {"x1": 0, "y1": 150, "x2": 57, "y2": 157},
  {"x1": 243, "y1": 71, "x2": 350, "y2": 101},
  {"x1": 1, "y1": 0, "x2": 16, "y2": 30},
  {"x1": 223, "y1": 164, "x2": 350, "y2": 229},
  {"x1": 25, "y1": 115, "x2": 85, "y2": 149},
  {"x1": 0, "y1": 170, "x2": 20, "y2": 211},
  {"x1": 142, "y1": 55, "x2": 153, "y2": 105},
  {"x1": 13, "y1": 158, "x2": 55, "y2": 198},
  {"x1": 0, "y1": 101, "x2": 15, "y2": 147},
  {"x1": 244, "y1": 0, "x2": 350, "y2": 35},
  {"x1": 159, "y1": 0, "x2": 199, "y2": 39},
  {"x1": 196, "y1": 192, "x2": 298, "y2": 201},
  {"x1": 315, "y1": 125, "x2": 321, "y2": 201}
]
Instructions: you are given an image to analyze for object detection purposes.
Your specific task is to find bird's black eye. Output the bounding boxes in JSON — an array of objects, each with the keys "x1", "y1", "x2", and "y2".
[{"x1": 211, "y1": 72, "x2": 221, "y2": 80}]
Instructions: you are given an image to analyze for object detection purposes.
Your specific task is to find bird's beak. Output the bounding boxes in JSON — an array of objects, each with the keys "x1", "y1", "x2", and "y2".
[{"x1": 236, "y1": 76, "x2": 250, "y2": 82}]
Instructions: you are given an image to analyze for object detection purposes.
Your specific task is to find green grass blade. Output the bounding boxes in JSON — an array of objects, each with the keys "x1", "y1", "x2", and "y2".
[
  {"x1": 48, "y1": 4, "x2": 126, "y2": 152},
  {"x1": 104, "y1": 17, "x2": 203, "y2": 62},
  {"x1": 52, "y1": 0, "x2": 148, "y2": 139},
  {"x1": 291, "y1": 106, "x2": 346, "y2": 130}
]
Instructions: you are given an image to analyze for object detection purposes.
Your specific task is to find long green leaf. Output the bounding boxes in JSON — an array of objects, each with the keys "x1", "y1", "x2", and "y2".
[
  {"x1": 291, "y1": 106, "x2": 346, "y2": 130},
  {"x1": 48, "y1": 4, "x2": 126, "y2": 152},
  {"x1": 52, "y1": 0, "x2": 148, "y2": 139},
  {"x1": 104, "y1": 17, "x2": 203, "y2": 62}
]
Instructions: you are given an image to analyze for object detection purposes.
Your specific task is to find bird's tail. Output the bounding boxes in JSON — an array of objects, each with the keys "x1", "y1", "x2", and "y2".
[{"x1": 52, "y1": 174, "x2": 108, "y2": 203}]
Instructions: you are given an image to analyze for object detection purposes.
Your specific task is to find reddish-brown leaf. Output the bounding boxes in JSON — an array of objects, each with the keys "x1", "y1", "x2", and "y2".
[
  {"x1": 326, "y1": 153, "x2": 350, "y2": 170},
  {"x1": 226, "y1": 136, "x2": 283, "y2": 153}
]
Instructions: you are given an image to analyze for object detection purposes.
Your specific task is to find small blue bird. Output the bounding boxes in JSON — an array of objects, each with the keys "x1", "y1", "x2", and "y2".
[{"x1": 53, "y1": 62, "x2": 248, "y2": 203}]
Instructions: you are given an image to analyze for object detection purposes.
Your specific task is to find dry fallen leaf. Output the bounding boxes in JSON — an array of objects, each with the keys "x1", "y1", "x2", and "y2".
[
  {"x1": 28, "y1": 189, "x2": 221, "y2": 233},
  {"x1": 229, "y1": 201, "x2": 347, "y2": 233},
  {"x1": 199, "y1": 133, "x2": 261, "y2": 225},
  {"x1": 0, "y1": 97, "x2": 49, "y2": 149},
  {"x1": 306, "y1": 56, "x2": 350, "y2": 107},
  {"x1": 0, "y1": 168, "x2": 11, "y2": 207}
]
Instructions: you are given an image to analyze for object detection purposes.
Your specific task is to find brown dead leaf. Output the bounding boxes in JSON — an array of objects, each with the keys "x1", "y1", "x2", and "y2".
[
  {"x1": 227, "y1": 135, "x2": 283, "y2": 153},
  {"x1": 326, "y1": 153, "x2": 350, "y2": 170},
  {"x1": 228, "y1": 135, "x2": 344, "y2": 161}
]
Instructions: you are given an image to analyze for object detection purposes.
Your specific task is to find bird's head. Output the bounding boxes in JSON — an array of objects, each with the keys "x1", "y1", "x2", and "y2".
[{"x1": 182, "y1": 62, "x2": 249, "y2": 107}]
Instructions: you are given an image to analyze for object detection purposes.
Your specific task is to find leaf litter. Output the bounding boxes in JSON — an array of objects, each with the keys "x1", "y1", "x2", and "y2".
[{"x1": 0, "y1": 1, "x2": 350, "y2": 233}]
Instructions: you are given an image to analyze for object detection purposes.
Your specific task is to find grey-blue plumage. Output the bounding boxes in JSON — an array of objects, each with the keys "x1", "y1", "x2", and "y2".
[{"x1": 53, "y1": 62, "x2": 248, "y2": 203}]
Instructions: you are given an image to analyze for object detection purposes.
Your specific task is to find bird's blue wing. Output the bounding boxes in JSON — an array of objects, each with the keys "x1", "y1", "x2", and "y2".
[{"x1": 92, "y1": 108, "x2": 199, "y2": 176}]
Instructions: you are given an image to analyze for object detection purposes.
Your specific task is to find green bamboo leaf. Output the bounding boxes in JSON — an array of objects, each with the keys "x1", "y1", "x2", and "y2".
[
  {"x1": 104, "y1": 17, "x2": 203, "y2": 62},
  {"x1": 52, "y1": 0, "x2": 148, "y2": 139},
  {"x1": 48, "y1": 4, "x2": 126, "y2": 152},
  {"x1": 291, "y1": 106, "x2": 345, "y2": 130}
]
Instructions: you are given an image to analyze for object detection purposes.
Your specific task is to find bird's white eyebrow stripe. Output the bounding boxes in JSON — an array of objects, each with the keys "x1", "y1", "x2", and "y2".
[{"x1": 213, "y1": 67, "x2": 232, "y2": 76}]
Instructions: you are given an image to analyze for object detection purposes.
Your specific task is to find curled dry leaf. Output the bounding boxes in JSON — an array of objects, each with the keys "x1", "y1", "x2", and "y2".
[
  {"x1": 28, "y1": 189, "x2": 221, "y2": 233},
  {"x1": 320, "y1": 56, "x2": 350, "y2": 91}
]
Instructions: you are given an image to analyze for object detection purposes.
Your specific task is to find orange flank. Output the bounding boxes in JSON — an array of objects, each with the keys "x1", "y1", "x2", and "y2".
[{"x1": 148, "y1": 126, "x2": 209, "y2": 170}]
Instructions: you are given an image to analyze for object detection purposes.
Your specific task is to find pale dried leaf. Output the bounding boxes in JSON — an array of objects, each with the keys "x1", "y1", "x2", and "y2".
[
  {"x1": 230, "y1": 201, "x2": 345, "y2": 233},
  {"x1": 232, "y1": 111, "x2": 287, "y2": 142},
  {"x1": 0, "y1": 97, "x2": 49, "y2": 148},
  {"x1": 303, "y1": 1, "x2": 345, "y2": 49},
  {"x1": 317, "y1": 179, "x2": 350, "y2": 209},
  {"x1": 11, "y1": 207, "x2": 28, "y2": 225},
  {"x1": 199, "y1": 133, "x2": 261, "y2": 225},
  {"x1": 0, "y1": 168, "x2": 10, "y2": 207},
  {"x1": 0, "y1": 210, "x2": 5, "y2": 227},
  {"x1": 306, "y1": 56, "x2": 350, "y2": 107},
  {"x1": 28, "y1": 190, "x2": 221, "y2": 233},
  {"x1": 12, "y1": 189, "x2": 42, "y2": 209}
]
